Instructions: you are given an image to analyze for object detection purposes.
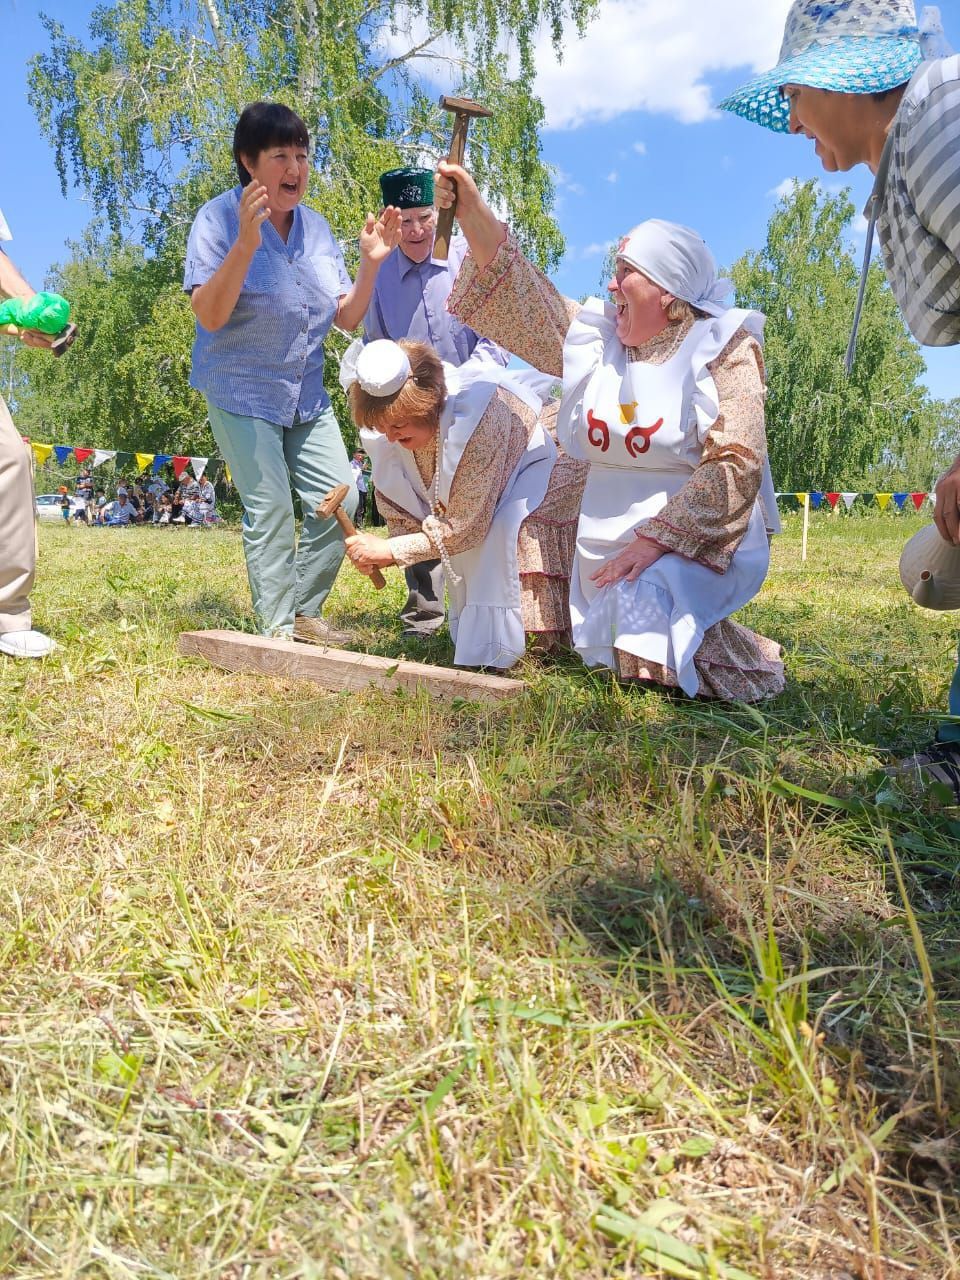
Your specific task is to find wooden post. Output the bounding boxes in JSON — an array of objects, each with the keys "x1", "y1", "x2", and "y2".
[
  {"x1": 178, "y1": 630, "x2": 525, "y2": 702},
  {"x1": 801, "y1": 492, "x2": 810, "y2": 564}
]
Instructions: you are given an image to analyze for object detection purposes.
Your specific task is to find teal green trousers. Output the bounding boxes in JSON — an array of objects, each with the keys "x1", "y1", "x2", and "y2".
[{"x1": 206, "y1": 402, "x2": 357, "y2": 636}]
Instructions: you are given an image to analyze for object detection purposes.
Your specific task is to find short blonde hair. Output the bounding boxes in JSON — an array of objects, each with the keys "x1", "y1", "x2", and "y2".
[
  {"x1": 348, "y1": 340, "x2": 446, "y2": 432},
  {"x1": 666, "y1": 297, "x2": 708, "y2": 324}
]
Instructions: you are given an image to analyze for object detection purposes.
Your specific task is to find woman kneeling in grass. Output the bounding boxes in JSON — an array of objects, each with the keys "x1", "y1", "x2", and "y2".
[
  {"x1": 341, "y1": 338, "x2": 587, "y2": 670},
  {"x1": 437, "y1": 163, "x2": 785, "y2": 701}
]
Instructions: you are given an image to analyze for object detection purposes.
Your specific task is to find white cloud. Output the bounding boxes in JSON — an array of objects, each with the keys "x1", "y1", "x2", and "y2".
[
  {"x1": 532, "y1": 0, "x2": 794, "y2": 130},
  {"x1": 632, "y1": 141, "x2": 647, "y2": 155},
  {"x1": 553, "y1": 166, "x2": 585, "y2": 196},
  {"x1": 606, "y1": 170, "x2": 619, "y2": 183},
  {"x1": 581, "y1": 241, "x2": 615, "y2": 259},
  {"x1": 768, "y1": 177, "x2": 798, "y2": 200},
  {"x1": 852, "y1": 212, "x2": 870, "y2": 237},
  {"x1": 376, "y1": 0, "x2": 794, "y2": 133}
]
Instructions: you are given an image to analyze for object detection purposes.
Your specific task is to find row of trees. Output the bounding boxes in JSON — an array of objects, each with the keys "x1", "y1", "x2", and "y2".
[{"x1": 10, "y1": 1, "x2": 957, "y2": 488}]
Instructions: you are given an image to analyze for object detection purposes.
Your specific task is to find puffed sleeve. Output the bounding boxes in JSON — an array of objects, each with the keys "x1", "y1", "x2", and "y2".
[
  {"x1": 387, "y1": 393, "x2": 528, "y2": 568},
  {"x1": 636, "y1": 329, "x2": 767, "y2": 573},
  {"x1": 447, "y1": 233, "x2": 580, "y2": 379}
]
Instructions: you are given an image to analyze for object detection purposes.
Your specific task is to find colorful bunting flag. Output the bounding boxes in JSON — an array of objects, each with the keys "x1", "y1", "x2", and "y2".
[
  {"x1": 826, "y1": 492, "x2": 840, "y2": 509},
  {"x1": 794, "y1": 492, "x2": 809, "y2": 506},
  {"x1": 189, "y1": 456, "x2": 209, "y2": 480},
  {"x1": 135, "y1": 451, "x2": 155, "y2": 473},
  {"x1": 893, "y1": 492, "x2": 909, "y2": 510},
  {"x1": 114, "y1": 452, "x2": 133, "y2": 472},
  {"x1": 92, "y1": 449, "x2": 116, "y2": 468},
  {"x1": 53, "y1": 445, "x2": 72, "y2": 465},
  {"x1": 911, "y1": 492, "x2": 927, "y2": 510},
  {"x1": 223, "y1": 463, "x2": 232, "y2": 486},
  {"x1": 172, "y1": 455, "x2": 190, "y2": 479},
  {"x1": 31, "y1": 442, "x2": 53, "y2": 467},
  {"x1": 73, "y1": 447, "x2": 93, "y2": 463},
  {"x1": 841, "y1": 492, "x2": 858, "y2": 510},
  {"x1": 810, "y1": 491, "x2": 825, "y2": 510},
  {"x1": 876, "y1": 493, "x2": 892, "y2": 511},
  {"x1": 152, "y1": 454, "x2": 172, "y2": 475}
]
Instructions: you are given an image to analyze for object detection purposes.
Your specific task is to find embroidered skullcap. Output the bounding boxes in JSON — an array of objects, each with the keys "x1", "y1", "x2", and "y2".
[
  {"x1": 617, "y1": 220, "x2": 734, "y2": 318},
  {"x1": 719, "y1": 1, "x2": 941, "y2": 133},
  {"x1": 379, "y1": 167, "x2": 434, "y2": 209},
  {"x1": 353, "y1": 340, "x2": 412, "y2": 397}
]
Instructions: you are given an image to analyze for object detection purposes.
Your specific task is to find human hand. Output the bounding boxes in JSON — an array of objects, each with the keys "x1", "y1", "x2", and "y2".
[
  {"x1": 435, "y1": 161, "x2": 485, "y2": 219},
  {"x1": 359, "y1": 207, "x2": 402, "y2": 263},
  {"x1": 934, "y1": 454, "x2": 960, "y2": 545},
  {"x1": 20, "y1": 328, "x2": 56, "y2": 350},
  {"x1": 345, "y1": 532, "x2": 396, "y2": 572},
  {"x1": 589, "y1": 535, "x2": 664, "y2": 588},
  {"x1": 237, "y1": 182, "x2": 271, "y2": 252}
]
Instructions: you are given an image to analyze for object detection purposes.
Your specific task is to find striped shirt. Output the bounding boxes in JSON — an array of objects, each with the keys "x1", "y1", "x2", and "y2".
[
  {"x1": 877, "y1": 55, "x2": 960, "y2": 347},
  {"x1": 184, "y1": 188, "x2": 351, "y2": 426}
]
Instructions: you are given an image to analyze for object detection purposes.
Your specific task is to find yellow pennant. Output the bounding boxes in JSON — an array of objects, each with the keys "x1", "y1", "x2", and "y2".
[
  {"x1": 876, "y1": 493, "x2": 892, "y2": 511},
  {"x1": 135, "y1": 451, "x2": 155, "y2": 473},
  {"x1": 224, "y1": 463, "x2": 232, "y2": 486},
  {"x1": 794, "y1": 492, "x2": 809, "y2": 505},
  {"x1": 619, "y1": 401, "x2": 637, "y2": 425},
  {"x1": 31, "y1": 442, "x2": 53, "y2": 467}
]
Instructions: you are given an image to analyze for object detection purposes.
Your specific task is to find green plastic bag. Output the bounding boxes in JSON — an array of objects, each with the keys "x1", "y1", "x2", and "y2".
[{"x1": 0, "y1": 291, "x2": 71, "y2": 334}]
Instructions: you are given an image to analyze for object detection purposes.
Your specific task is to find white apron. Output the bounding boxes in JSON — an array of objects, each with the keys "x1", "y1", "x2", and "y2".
[
  {"x1": 557, "y1": 299, "x2": 772, "y2": 696},
  {"x1": 362, "y1": 364, "x2": 556, "y2": 669}
]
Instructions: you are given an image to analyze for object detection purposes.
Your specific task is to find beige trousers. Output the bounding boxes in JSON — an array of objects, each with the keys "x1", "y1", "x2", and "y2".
[{"x1": 0, "y1": 392, "x2": 36, "y2": 634}]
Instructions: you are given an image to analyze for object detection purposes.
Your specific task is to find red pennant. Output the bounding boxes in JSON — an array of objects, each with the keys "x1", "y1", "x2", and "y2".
[
  {"x1": 911, "y1": 492, "x2": 926, "y2": 510},
  {"x1": 73, "y1": 447, "x2": 93, "y2": 463},
  {"x1": 172, "y1": 456, "x2": 190, "y2": 479},
  {"x1": 826, "y1": 492, "x2": 840, "y2": 509}
]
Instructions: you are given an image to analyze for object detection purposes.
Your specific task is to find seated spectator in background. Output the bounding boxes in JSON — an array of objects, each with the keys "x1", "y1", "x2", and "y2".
[
  {"x1": 155, "y1": 494, "x2": 173, "y2": 525},
  {"x1": 106, "y1": 491, "x2": 138, "y2": 526},
  {"x1": 170, "y1": 486, "x2": 185, "y2": 523},
  {"x1": 94, "y1": 490, "x2": 107, "y2": 524},
  {"x1": 148, "y1": 475, "x2": 168, "y2": 505}
]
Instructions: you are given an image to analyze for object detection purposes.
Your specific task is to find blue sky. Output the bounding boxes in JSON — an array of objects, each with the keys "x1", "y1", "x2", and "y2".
[{"x1": 4, "y1": 0, "x2": 959, "y2": 403}]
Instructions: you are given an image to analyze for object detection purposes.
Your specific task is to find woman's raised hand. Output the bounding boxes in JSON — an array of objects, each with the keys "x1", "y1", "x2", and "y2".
[
  {"x1": 237, "y1": 182, "x2": 271, "y2": 252},
  {"x1": 360, "y1": 206, "x2": 403, "y2": 263}
]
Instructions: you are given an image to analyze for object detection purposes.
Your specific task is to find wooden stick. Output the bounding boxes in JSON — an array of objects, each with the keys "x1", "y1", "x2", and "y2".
[
  {"x1": 178, "y1": 629, "x2": 524, "y2": 702},
  {"x1": 332, "y1": 507, "x2": 386, "y2": 590}
]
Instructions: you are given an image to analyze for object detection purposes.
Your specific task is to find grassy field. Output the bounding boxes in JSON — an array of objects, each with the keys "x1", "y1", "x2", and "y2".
[{"x1": 1, "y1": 512, "x2": 958, "y2": 1279}]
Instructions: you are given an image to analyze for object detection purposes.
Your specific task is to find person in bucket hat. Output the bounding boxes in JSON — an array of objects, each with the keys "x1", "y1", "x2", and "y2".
[
  {"x1": 364, "y1": 167, "x2": 509, "y2": 640},
  {"x1": 723, "y1": 2, "x2": 960, "y2": 800}
]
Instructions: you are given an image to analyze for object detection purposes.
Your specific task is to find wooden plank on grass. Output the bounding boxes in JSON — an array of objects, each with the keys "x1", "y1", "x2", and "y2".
[{"x1": 178, "y1": 629, "x2": 524, "y2": 702}]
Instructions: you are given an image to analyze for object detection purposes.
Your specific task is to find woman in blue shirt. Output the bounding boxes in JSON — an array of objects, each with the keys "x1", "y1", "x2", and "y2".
[{"x1": 185, "y1": 101, "x2": 400, "y2": 643}]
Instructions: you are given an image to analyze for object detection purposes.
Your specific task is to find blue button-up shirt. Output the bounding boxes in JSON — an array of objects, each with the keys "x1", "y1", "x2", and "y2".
[
  {"x1": 184, "y1": 187, "x2": 351, "y2": 426},
  {"x1": 363, "y1": 233, "x2": 507, "y2": 368}
]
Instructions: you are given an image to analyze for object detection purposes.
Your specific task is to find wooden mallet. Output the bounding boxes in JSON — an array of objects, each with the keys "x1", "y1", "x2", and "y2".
[
  {"x1": 1, "y1": 321, "x2": 77, "y2": 357},
  {"x1": 432, "y1": 94, "x2": 493, "y2": 263},
  {"x1": 317, "y1": 482, "x2": 387, "y2": 590}
]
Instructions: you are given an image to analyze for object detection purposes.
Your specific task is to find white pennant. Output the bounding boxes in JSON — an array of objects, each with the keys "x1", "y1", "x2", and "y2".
[
  {"x1": 841, "y1": 492, "x2": 858, "y2": 510},
  {"x1": 190, "y1": 456, "x2": 208, "y2": 480},
  {"x1": 92, "y1": 449, "x2": 117, "y2": 468}
]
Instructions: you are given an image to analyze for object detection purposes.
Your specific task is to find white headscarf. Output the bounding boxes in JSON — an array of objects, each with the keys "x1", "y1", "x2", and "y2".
[{"x1": 617, "y1": 219, "x2": 733, "y2": 318}]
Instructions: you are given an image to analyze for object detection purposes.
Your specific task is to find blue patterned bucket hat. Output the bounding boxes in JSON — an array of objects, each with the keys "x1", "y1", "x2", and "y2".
[{"x1": 720, "y1": 0, "x2": 924, "y2": 132}]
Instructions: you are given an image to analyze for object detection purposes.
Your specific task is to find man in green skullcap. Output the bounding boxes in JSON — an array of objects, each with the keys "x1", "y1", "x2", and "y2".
[{"x1": 364, "y1": 166, "x2": 508, "y2": 637}]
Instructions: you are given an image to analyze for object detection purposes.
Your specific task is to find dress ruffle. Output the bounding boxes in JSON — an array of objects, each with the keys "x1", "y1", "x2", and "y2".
[{"x1": 617, "y1": 617, "x2": 784, "y2": 701}]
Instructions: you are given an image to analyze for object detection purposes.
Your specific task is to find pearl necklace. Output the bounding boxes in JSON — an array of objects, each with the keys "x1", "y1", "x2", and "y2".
[{"x1": 422, "y1": 433, "x2": 462, "y2": 585}]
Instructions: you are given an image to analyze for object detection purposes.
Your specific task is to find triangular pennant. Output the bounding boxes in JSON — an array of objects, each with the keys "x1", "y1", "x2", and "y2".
[
  {"x1": 841, "y1": 492, "x2": 858, "y2": 510},
  {"x1": 810, "y1": 491, "x2": 825, "y2": 510},
  {"x1": 223, "y1": 463, "x2": 232, "y2": 487},
  {"x1": 190, "y1": 456, "x2": 208, "y2": 480},
  {"x1": 114, "y1": 451, "x2": 133, "y2": 471},
  {"x1": 172, "y1": 455, "x2": 190, "y2": 479},
  {"x1": 826, "y1": 492, "x2": 840, "y2": 509},
  {"x1": 53, "y1": 445, "x2": 72, "y2": 465},
  {"x1": 911, "y1": 492, "x2": 927, "y2": 510},
  {"x1": 73, "y1": 447, "x2": 93, "y2": 463},
  {"x1": 794, "y1": 492, "x2": 809, "y2": 506},
  {"x1": 92, "y1": 449, "x2": 117, "y2": 468},
  {"x1": 31, "y1": 442, "x2": 53, "y2": 467},
  {"x1": 892, "y1": 492, "x2": 909, "y2": 510},
  {"x1": 928, "y1": 492, "x2": 936, "y2": 506},
  {"x1": 135, "y1": 452, "x2": 154, "y2": 473},
  {"x1": 876, "y1": 493, "x2": 892, "y2": 511},
  {"x1": 152, "y1": 454, "x2": 172, "y2": 474}
]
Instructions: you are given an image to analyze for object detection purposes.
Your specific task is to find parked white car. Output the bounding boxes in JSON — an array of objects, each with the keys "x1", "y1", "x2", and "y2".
[{"x1": 36, "y1": 493, "x2": 87, "y2": 521}]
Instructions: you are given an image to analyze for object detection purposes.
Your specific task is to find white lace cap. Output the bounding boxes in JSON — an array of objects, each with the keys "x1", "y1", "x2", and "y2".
[{"x1": 354, "y1": 339, "x2": 412, "y2": 397}]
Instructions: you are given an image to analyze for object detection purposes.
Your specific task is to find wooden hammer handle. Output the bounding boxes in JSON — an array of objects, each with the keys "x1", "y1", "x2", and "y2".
[
  {"x1": 433, "y1": 112, "x2": 470, "y2": 262},
  {"x1": 334, "y1": 508, "x2": 387, "y2": 590}
]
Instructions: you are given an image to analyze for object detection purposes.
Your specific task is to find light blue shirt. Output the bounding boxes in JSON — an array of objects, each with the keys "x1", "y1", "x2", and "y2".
[
  {"x1": 184, "y1": 188, "x2": 351, "y2": 426},
  {"x1": 363, "y1": 234, "x2": 508, "y2": 368}
]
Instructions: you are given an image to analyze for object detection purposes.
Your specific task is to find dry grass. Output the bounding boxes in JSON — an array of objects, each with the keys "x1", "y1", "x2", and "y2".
[{"x1": 1, "y1": 512, "x2": 958, "y2": 1279}]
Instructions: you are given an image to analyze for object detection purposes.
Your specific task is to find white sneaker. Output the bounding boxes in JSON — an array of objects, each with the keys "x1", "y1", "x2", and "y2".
[{"x1": 0, "y1": 628, "x2": 57, "y2": 658}]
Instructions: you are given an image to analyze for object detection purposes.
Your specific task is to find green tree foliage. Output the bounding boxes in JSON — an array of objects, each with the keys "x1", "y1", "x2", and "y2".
[
  {"x1": 20, "y1": 0, "x2": 595, "y2": 448},
  {"x1": 729, "y1": 181, "x2": 927, "y2": 489},
  {"x1": 865, "y1": 395, "x2": 960, "y2": 491}
]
